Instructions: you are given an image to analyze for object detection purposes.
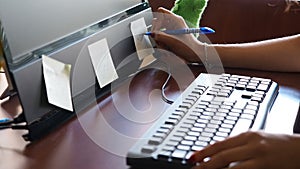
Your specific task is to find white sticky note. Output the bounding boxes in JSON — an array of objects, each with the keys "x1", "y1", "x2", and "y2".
[
  {"x1": 130, "y1": 17, "x2": 155, "y2": 60},
  {"x1": 88, "y1": 38, "x2": 119, "y2": 88},
  {"x1": 42, "y1": 55, "x2": 73, "y2": 111},
  {"x1": 139, "y1": 54, "x2": 156, "y2": 69}
]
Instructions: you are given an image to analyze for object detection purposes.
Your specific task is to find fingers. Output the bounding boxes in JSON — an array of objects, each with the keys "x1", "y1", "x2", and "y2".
[
  {"x1": 152, "y1": 7, "x2": 187, "y2": 31},
  {"x1": 157, "y1": 7, "x2": 173, "y2": 15},
  {"x1": 196, "y1": 144, "x2": 258, "y2": 169},
  {"x1": 190, "y1": 133, "x2": 251, "y2": 163}
]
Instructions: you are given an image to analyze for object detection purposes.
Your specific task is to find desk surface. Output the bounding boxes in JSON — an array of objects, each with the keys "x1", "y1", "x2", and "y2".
[{"x1": 0, "y1": 66, "x2": 299, "y2": 169}]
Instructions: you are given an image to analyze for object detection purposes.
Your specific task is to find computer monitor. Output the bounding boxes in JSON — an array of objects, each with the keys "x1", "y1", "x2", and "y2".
[{"x1": 0, "y1": 0, "x2": 153, "y2": 141}]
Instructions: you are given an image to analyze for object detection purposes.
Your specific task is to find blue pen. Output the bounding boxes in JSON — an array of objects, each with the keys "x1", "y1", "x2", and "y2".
[
  {"x1": 0, "y1": 118, "x2": 11, "y2": 123},
  {"x1": 145, "y1": 27, "x2": 215, "y2": 36}
]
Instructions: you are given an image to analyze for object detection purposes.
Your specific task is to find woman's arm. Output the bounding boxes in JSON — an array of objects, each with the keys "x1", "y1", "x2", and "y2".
[
  {"x1": 152, "y1": 7, "x2": 300, "y2": 72},
  {"x1": 206, "y1": 34, "x2": 300, "y2": 72}
]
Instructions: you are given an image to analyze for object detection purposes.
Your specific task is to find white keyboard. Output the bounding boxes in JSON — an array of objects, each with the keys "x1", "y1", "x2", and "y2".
[{"x1": 127, "y1": 73, "x2": 279, "y2": 169}]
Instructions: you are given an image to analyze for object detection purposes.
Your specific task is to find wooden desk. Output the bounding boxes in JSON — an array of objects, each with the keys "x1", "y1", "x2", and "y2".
[{"x1": 0, "y1": 66, "x2": 299, "y2": 169}]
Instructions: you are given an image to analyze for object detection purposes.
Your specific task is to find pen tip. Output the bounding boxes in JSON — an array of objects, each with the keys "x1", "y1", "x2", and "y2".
[
  {"x1": 144, "y1": 32, "x2": 152, "y2": 36},
  {"x1": 200, "y1": 27, "x2": 215, "y2": 34}
]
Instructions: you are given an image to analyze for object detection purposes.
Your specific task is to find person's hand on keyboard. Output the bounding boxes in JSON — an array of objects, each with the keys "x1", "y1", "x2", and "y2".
[{"x1": 189, "y1": 131, "x2": 300, "y2": 169}]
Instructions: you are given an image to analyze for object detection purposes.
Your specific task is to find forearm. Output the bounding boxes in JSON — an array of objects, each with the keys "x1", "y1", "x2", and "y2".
[{"x1": 206, "y1": 34, "x2": 300, "y2": 72}]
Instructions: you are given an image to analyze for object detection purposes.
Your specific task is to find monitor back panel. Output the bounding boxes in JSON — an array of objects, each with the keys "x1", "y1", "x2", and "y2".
[{"x1": 9, "y1": 6, "x2": 153, "y2": 141}]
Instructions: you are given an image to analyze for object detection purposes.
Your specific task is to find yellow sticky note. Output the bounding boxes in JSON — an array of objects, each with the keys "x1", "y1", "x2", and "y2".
[
  {"x1": 88, "y1": 38, "x2": 119, "y2": 88},
  {"x1": 42, "y1": 55, "x2": 73, "y2": 111},
  {"x1": 130, "y1": 17, "x2": 155, "y2": 60}
]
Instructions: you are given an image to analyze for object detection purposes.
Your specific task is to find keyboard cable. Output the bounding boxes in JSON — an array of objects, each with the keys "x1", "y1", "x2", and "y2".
[
  {"x1": 0, "y1": 113, "x2": 28, "y2": 130},
  {"x1": 160, "y1": 60, "x2": 175, "y2": 105},
  {"x1": 161, "y1": 61, "x2": 203, "y2": 105}
]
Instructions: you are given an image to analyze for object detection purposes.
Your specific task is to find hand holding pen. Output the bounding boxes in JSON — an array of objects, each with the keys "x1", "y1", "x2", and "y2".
[{"x1": 150, "y1": 7, "x2": 215, "y2": 63}]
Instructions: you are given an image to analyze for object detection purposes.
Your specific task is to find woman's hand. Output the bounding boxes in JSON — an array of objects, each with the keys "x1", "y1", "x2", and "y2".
[
  {"x1": 151, "y1": 7, "x2": 204, "y2": 63},
  {"x1": 189, "y1": 131, "x2": 300, "y2": 169}
]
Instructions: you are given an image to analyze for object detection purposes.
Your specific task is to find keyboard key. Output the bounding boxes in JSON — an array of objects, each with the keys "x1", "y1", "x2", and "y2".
[
  {"x1": 181, "y1": 140, "x2": 194, "y2": 146},
  {"x1": 169, "y1": 114, "x2": 182, "y2": 120},
  {"x1": 157, "y1": 128, "x2": 170, "y2": 134},
  {"x1": 210, "y1": 119, "x2": 222, "y2": 125},
  {"x1": 171, "y1": 150, "x2": 187, "y2": 161},
  {"x1": 190, "y1": 111, "x2": 201, "y2": 117},
  {"x1": 204, "y1": 128, "x2": 217, "y2": 133},
  {"x1": 224, "y1": 119, "x2": 236, "y2": 125},
  {"x1": 230, "y1": 118, "x2": 253, "y2": 136},
  {"x1": 197, "y1": 119, "x2": 209, "y2": 124},
  {"x1": 191, "y1": 127, "x2": 203, "y2": 132},
  {"x1": 191, "y1": 145, "x2": 204, "y2": 151},
  {"x1": 201, "y1": 95, "x2": 214, "y2": 102},
  {"x1": 243, "y1": 109, "x2": 257, "y2": 115},
  {"x1": 170, "y1": 136, "x2": 183, "y2": 142},
  {"x1": 195, "y1": 141, "x2": 208, "y2": 147},
  {"x1": 198, "y1": 136, "x2": 211, "y2": 142},
  {"x1": 201, "y1": 132, "x2": 214, "y2": 138},
  {"x1": 241, "y1": 94, "x2": 252, "y2": 99},
  {"x1": 185, "y1": 151, "x2": 195, "y2": 160},
  {"x1": 200, "y1": 115, "x2": 212, "y2": 120},
  {"x1": 194, "y1": 123, "x2": 206, "y2": 128},
  {"x1": 216, "y1": 131, "x2": 228, "y2": 137},
  {"x1": 246, "y1": 85, "x2": 257, "y2": 92},
  {"x1": 218, "y1": 108, "x2": 230, "y2": 113},
  {"x1": 184, "y1": 136, "x2": 197, "y2": 141},
  {"x1": 157, "y1": 150, "x2": 172, "y2": 160},
  {"x1": 257, "y1": 84, "x2": 269, "y2": 92},
  {"x1": 226, "y1": 116, "x2": 238, "y2": 121},
  {"x1": 149, "y1": 137, "x2": 164, "y2": 145},
  {"x1": 220, "y1": 105, "x2": 232, "y2": 110},
  {"x1": 142, "y1": 145, "x2": 157, "y2": 153},
  {"x1": 174, "y1": 132, "x2": 186, "y2": 138},
  {"x1": 177, "y1": 127, "x2": 189, "y2": 133},
  {"x1": 165, "y1": 119, "x2": 178, "y2": 125},
  {"x1": 166, "y1": 141, "x2": 179, "y2": 147},
  {"x1": 218, "y1": 127, "x2": 231, "y2": 133},
  {"x1": 207, "y1": 123, "x2": 219, "y2": 129},
  {"x1": 221, "y1": 123, "x2": 234, "y2": 129},
  {"x1": 188, "y1": 94, "x2": 200, "y2": 99},
  {"x1": 161, "y1": 124, "x2": 174, "y2": 130},
  {"x1": 188, "y1": 131, "x2": 201, "y2": 137},
  {"x1": 153, "y1": 132, "x2": 167, "y2": 139},
  {"x1": 163, "y1": 146, "x2": 176, "y2": 152},
  {"x1": 240, "y1": 114, "x2": 255, "y2": 120},
  {"x1": 251, "y1": 97, "x2": 263, "y2": 103},
  {"x1": 234, "y1": 101, "x2": 247, "y2": 109},
  {"x1": 175, "y1": 107, "x2": 188, "y2": 114},
  {"x1": 213, "y1": 136, "x2": 226, "y2": 142},
  {"x1": 228, "y1": 112, "x2": 240, "y2": 117},
  {"x1": 177, "y1": 145, "x2": 191, "y2": 151}
]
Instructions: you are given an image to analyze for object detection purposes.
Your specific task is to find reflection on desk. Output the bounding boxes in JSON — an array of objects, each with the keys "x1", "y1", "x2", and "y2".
[{"x1": 0, "y1": 67, "x2": 299, "y2": 169}]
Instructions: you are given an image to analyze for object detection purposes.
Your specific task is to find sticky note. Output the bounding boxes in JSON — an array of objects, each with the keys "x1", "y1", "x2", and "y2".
[
  {"x1": 130, "y1": 17, "x2": 155, "y2": 60},
  {"x1": 139, "y1": 54, "x2": 156, "y2": 69},
  {"x1": 88, "y1": 38, "x2": 119, "y2": 88},
  {"x1": 42, "y1": 55, "x2": 73, "y2": 111}
]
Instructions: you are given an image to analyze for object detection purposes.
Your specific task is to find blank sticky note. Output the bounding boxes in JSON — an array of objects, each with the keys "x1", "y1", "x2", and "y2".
[
  {"x1": 88, "y1": 38, "x2": 118, "y2": 88},
  {"x1": 130, "y1": 17, "x2": 155, "y2": 60},
  {"x1": 139, "y1": 54, "x2": 156, "y2": 69},
  {"x1": 42, "y1": 55, "x2": 73, "y2": 111}
]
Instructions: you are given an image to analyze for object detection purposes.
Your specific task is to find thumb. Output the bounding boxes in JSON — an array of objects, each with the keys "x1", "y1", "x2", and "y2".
[{"x1": 157, "y1": 7, "x2": 174, "y2": 15}]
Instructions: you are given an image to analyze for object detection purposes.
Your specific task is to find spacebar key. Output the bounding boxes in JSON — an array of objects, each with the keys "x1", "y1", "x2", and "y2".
[{"x1": 230, "y1": 119, "x2": 253, "y2": 137}]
